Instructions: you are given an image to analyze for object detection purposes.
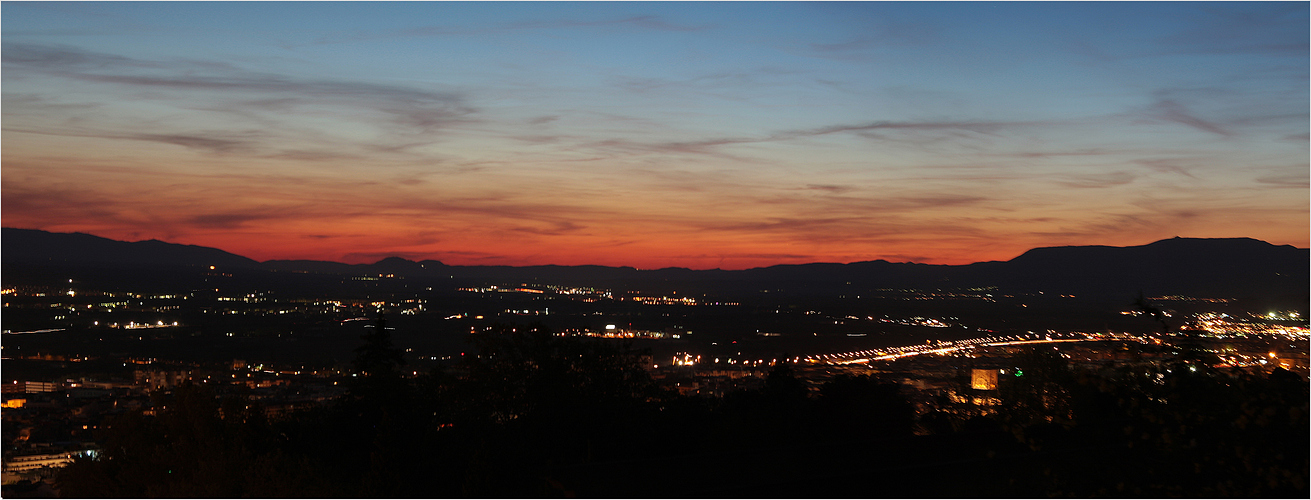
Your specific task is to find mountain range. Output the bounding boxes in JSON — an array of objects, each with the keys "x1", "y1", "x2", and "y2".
[{"x1": 3, "y1": 227, "x2": 1306, "y2": 305}]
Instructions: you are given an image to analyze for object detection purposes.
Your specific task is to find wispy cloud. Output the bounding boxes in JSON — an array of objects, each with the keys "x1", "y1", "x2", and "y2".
[
  {"x1": 580, "y1": 119, "x2": 1032, "y2": 159},
  {"x1": 340, "y1": 250, "x2": 448, "y2": 263},
  {"x1": 1156, "y1": 3, "x2": 1309, "y2": 57},
  {"x1": 510, "y1": 220, "x2": 587, "y2": 236},
  {"x1": 1, "y1": 185, "x2": 126, "y2": 224},
  {"x1": 4, "y1": 126, "x2": 262, "y2": 155},
  {"x1": 802, "y1": 184, "x2": 854, "y2": 194},
  {"x1": 1134, "y1": 158, "x2": 1199, "y2": 179},
  {"x1": 309, "y1": 15, "x2": 710, "y2": 46},
  {"x1": 527, "y1": 115, "x2": 560, "y2": 125},
  {"x1": 1142, "y1": 98, "x2": 1232, "y2": 137},
  {"x1": 2, "y1": 42, "x2": 158, "y2": 69},
  {"x1": 1052, "y1": 171, "x2": 1138, "y2": 189},
  {"x1": 501, "y1": 15, "x2": 710, "y2": 33},
  {"x1": 794, "y1": 9, "x2": 941, "y2": 62},
  {"x1": 3, "y1": 42, "x2": 477, "y2": 158},
  {"x1": 690, "y1": 194, "x2": 989, "y2": 239},
  {"x1": 1254, "y1": 174, "x2": 1309, "y2": 188},
  {"x1": 131, "y1": 133, "x2": 256, "y2": 154},
  {"x1": 187, "y1": 212, "x2": 280, "y2": 229},
  {"x1": 988, "y1": 148, "x2": 1119, "y2": 159}
]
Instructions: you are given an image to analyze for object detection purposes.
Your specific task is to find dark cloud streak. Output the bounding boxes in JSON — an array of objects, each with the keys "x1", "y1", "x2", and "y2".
[
  {"x1": 1145, "y1": 99, "x2": 1232, "y2": 137},
  {"x1": 4, "y1": 42, "x2": 477, "y2": 160},
  {"x1": 1053, "y1": 171, "x2": 1138, "y2": 189},
  {"x1": 583, "y1": 119, "x2": 1031, "y2": 159},
  {"x1": 1254, "y1": 174, "x2": 1309, "y2": 188},
  {"x1": 310, "y1": 15, "x2": 710, "y2": 46}
]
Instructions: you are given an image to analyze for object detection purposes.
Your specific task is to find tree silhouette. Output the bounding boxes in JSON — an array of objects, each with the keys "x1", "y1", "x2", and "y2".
[
  {"x1": 444, "y1": 322, "x2": 661, "y2": 496},
  {"x1": 56, "y1": 384, "x2": 329, "y2": 497},
  {"x1": 817, "y1": 374, "x2": 915, "y2": 438},
  {"x1": 352, "y1": 311, "x2": 404, "y2": 381},
  {"x1": 1132, "y1": 291, "x2": 1173, "y2": 333},
  {"x1": 995, "y1": 345, "x2": 1075, "y2": 438}
]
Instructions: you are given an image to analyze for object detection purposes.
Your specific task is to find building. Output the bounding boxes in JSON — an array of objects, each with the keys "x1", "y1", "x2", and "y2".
[
  {"x1": 2, "y1": 382, "x2": 57, "y2": 394},
  {"x1": 970, "y1": 369, "x2": 999, "y2": 391}
]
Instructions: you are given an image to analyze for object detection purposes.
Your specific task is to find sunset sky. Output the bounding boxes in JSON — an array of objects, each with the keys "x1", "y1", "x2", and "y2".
[{"x1": 3, "y1": 2, "x2": 1307, "y2": 269}]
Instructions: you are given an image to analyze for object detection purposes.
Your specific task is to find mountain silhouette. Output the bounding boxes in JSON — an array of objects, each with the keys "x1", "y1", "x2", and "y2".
[
  {"x1": 2, "y1": 228, "x2": 260, "y2": 268},
  {"x1": 3, "y1": 227, "x2": 1305, "y2": 304}
]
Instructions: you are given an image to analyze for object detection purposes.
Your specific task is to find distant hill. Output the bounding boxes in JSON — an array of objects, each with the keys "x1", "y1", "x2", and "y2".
[
  {"x1": 3, "y1": 227, "x2": 1306, "y2": 303},
  {"x1": 956, "y1": 237, "x2": 1308, "y2": 302},
  {"x1": 2, "y1": 228, "x2": 260, "y2": 268}
]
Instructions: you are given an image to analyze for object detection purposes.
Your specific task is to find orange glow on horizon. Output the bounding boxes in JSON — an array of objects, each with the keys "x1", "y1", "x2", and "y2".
[{"x1": 7, "y1": 217, "x2": 1306, "y2": 271}]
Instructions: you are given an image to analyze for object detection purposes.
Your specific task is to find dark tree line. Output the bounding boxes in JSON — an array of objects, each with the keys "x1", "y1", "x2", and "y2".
[{"x1": 56, "y1": 318, "x2": 1308, "y2": 497}]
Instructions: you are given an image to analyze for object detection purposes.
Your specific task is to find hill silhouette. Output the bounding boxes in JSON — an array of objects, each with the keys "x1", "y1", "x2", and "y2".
[
  {"x1": 2, "y1": 228, "x2": 260, "y2": 268},
  {"x1": 3, "y1": 227, "x2": 1306, "y2": 304}
]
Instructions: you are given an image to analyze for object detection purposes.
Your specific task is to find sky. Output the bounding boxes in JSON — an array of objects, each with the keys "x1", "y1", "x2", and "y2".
[{"x1": 3, "y1": 2, "x2": 1307, "y2": 269}]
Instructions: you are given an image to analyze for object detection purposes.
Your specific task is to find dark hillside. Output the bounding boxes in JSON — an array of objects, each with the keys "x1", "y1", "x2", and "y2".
[{"x1": 5, "y1": 228, "x2": 1306, "y2": 304}]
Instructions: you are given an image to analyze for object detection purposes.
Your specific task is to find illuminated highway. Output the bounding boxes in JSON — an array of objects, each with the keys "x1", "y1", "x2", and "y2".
[{"x1": 801, "y1": 331, "x2": 1124, "y2": 365}]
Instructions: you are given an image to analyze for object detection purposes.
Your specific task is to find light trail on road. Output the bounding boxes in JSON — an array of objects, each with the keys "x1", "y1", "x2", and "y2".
[{"x1": 805, "y1": 334, "x2": 1120, "y2": 365}]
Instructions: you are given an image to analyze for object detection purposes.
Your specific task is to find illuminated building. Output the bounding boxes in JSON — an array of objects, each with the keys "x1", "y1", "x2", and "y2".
[
  {"x1": 970, "y1": 369, "x2": 998, "y2": 390},
  {"x1": 1, "y1": 382, "x2": 56, "y2": 394}
]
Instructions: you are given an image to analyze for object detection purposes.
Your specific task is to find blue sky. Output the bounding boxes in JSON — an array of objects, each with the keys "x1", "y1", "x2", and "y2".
[{"x1": 3, "y1": 2, "x2": 1307, "y2": 268}]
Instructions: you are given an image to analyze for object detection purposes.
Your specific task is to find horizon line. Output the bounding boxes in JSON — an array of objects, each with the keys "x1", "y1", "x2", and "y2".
[{"x1": 3, "y1": 226, "x2": 1302, "y2": 272}]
